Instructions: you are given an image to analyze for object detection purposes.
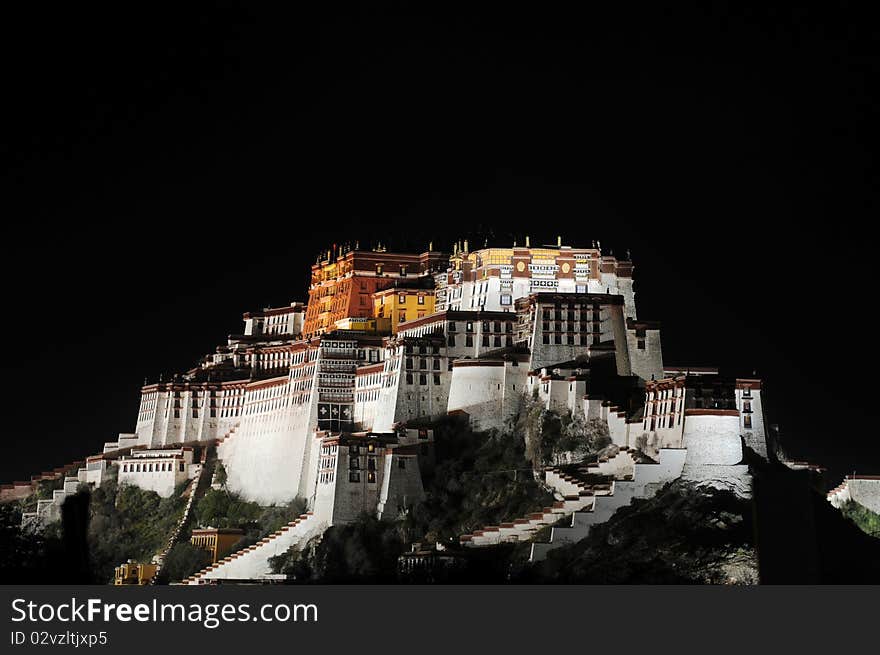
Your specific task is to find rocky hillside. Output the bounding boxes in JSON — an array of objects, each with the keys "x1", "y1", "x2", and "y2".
[{"x1": 516, "y1": 480, "x2": 758, "y2": 584}]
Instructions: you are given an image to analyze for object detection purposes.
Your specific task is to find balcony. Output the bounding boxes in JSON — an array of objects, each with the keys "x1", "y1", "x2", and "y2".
[{"x1": 318, "y1": 392, "x2": 354, "y2": 403}]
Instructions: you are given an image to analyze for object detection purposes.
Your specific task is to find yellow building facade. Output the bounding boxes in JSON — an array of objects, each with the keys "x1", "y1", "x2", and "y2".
[
  {"x1": 190, "y1": 528, "x2": 244, "y2": 563},
  {"x1": 114, "y1": 561, "x2": 158, "y2": 585},
  {"x1": 373, "y1": 288, "x2": 435, "y2": 333}
]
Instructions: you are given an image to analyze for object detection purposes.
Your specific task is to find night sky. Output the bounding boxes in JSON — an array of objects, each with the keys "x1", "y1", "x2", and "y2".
[{"x1": 2, "y1": 3, "x2": 878, "y2": 484}]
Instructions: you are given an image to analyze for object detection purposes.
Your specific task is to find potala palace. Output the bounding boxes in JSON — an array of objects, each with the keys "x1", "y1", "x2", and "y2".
[{"x1": 6, "y1": 238, "x2": 875, "y2": 583}]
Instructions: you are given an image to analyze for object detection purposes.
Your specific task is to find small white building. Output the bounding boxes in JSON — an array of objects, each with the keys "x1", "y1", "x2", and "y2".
[{"x1": 116, "y1": 447, "x2": 196, "y2": 497}]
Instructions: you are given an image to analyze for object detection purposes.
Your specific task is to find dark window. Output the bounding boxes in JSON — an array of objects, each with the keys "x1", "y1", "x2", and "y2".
[
  {"x1": 406, "y1": 373, "x2": 413, "y2": 385},
  {"x1": 349, "y1": 471, "x2": 360, "y2": 483},
  {"x1": 554, "y1": 334, "x2": 562, "y2": 344},
  {"x1": 398, "y1": 458, "x2": 406, "y2": 469},
  {"x1": 419, "y1": 374, "x2": 427, "y2": 386},
  {"x1": 419, "y1": 358, "x2": 427, "y2": 369},
  {"x1": 350, "y1": 456, "x2": 360, "y2": 469},
  {"x1": 368, "y1": 457, "x2": 376, "y2": 471},
  {"x1": 466, "y1": 335, "x2": 473, "y2": 347},
  {"x1": 543, "y1": 334, "x2": 550, "y2": 344},
  {"x1": 448, "y1": 334, "x2": 456, "y2": 347},
  {"x1": 482, "y1": 335, "x2": 489, "y2": 346},
  {"x1": 637, "y1": 340, "x2": 646, "y2": 350},
  {"x1": 406, "y1": 358, "x2": 413, "y2": 369},
  {"x1": 433, "y1": 359, "x2": 440, "y2": 370},
  {"x1": 494, "y1": 336, "x2": 502, "y2": 347},
  {"x1": 433, "y1": 374, "x2": 441, "y2": 385},
  {"x1": 567, "y1": 335, "x2": 574, "y2": 345}
]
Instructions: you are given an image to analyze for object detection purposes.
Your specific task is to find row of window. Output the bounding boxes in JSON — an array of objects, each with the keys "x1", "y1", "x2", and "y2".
[
  {"x1": 542, "y1": 334, "x2": 599, "y2": 345},
  {"x1": 405, "y1": 358, "x2": 442, "y2": 370},
  {"x1": 405, "y1": 373, "x2": 443, "y2": 386},
  {"x1": 121, "y1": 461, "x2": 185, "y2": 473},
  {"x1": 448, "y1": 321, "x2": 515, "y2": 333}
]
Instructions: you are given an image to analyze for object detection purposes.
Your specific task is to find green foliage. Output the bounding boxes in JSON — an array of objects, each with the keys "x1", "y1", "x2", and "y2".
[
  {"x1": 840, "y1": 501, "x2": 880, "y2": 538},
  {"x1": 271, "y1": 514, "x2": 405, "y2": 583},
  {"x1": 193, "y1": 488, "x2": 306, "y2": 552},
  {"x1": 411, "y1": 418, "x2": 554, "y2": 542},
  {"x1": 86, "y1": 479, "x2": 188, "y2": 583},
  {"x1": 519, "y1": 481, "x2": 758, "y2": 584},
  {"x1": 214, "y1": 462, "x2": 228, "y2": 487},
  {"x1": 157, "y1": 542, "x2": 211, "y2": 584},
  {"x1": 0, "y1": 503, "x2": 67, "y2": 583}
]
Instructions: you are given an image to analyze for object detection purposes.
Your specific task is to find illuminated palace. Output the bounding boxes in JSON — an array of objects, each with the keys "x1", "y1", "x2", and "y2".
[{"x1": 10, "y1": 237, "x2": 779, "y2": 582}]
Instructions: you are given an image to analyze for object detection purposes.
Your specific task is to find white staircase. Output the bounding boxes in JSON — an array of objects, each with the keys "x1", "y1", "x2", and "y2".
[
  {"x1": 457, "y1": 448, "x2": 642, "y2": 548},
  {"x1": 529, "y1": 448, "x2": 687, "y2": 561},
  {"x1": 185, "y1": 512, "x2": 325, "y2": 584},
  {"x1": 21, "y1": 466, "x2": 91, "y2": 530}
]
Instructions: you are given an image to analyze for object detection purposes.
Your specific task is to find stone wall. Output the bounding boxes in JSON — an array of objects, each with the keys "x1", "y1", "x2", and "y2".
[
  {"x1": 680, "y1": 411, "x2": 751, "y2": 496},
  {"x1": 447, "y1": 360, "x2": 527, "y2": 432}
]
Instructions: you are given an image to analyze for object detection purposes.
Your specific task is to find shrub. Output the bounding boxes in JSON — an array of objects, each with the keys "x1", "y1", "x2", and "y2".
[
  {"x1": 840, "y1": 501, "x2": 880, "y2": 538},
  {"x1": 157, "y1": 542, "x2": 211, "y2": 583}
]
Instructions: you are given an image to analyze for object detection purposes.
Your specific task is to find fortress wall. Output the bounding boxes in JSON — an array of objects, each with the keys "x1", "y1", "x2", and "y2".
[
  {"x1": 447, "y1": 362, "x2": 507, "y2": 431},
  {"x1": 682, "y1": 413, "x2": 743, "y2": 466},
  {"x1": 736, "y1": 387, "x2": 767, "y2": 458},
  {"x1": 118, "y1": 464, "x2": 188, "y2": 498},
  {"x1": 501, "y1": 365, "x2": 528, "y2": 427},
  {"x1": 378, "y1": 452, "x2": 425, "y2": 519},
  {"x1": 627, "y1": 328, "x2": 663, "y2": 382},
  {"x1": 681, "y1": 412, "x2": 751, "y2": 495},
  {"x1": 374, "y1": 349, "x2": 403, "y2": 432},
  {"x1": 609, "y1": 305, "x2": 633, "y2": 377},
  {"x1": 312, "y1": 454, "x2": 338, "y2": 525},
  {"x1": 848, "y1": 478, "x2": 880, "y2": 514},
  {"x1": 607, "y1": 410, "x2": 630, "y2": 447},
  {"x1": 330, "y1": 449, "x2": 387, "y2": 525},
  {"x1": 219, "y1": 391, "x2": 314, "y2": 505},
  {"x1": 616, "y1": 277, "x2": 637, "y2": 320}
]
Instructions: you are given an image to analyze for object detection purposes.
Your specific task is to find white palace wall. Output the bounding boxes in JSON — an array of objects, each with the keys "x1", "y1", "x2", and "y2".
[
  {"x1": 681, "y1": 412, "x2": 751, "y2": 496},
  {"x1": 447, "y1": 360, "x2": 527, "y2": 431},
  {"x1": 218, "y1": 375, "x2": 316, "y2": 506}
]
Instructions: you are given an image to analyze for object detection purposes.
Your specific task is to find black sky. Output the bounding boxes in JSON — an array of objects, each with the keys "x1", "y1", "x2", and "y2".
[{"x1": 2, "y1": 2, "x2": 878, "y2": 483}]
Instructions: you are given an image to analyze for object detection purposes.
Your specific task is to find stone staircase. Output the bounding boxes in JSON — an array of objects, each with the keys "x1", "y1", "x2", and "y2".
[
  {"x1": 20, "y1": 460, "x2": 92, "y2": 530},
  {"x1": 184, "y1": 512, "x2": 325, "y2": 584},
  {"x1": 529, "y1": 448, "x2": 687, "y2": 561},
  {"x1": 149, "y1": 445, "x2": 214, "y2": 584},
  {"x1": 458, "y1": 448, "x2": 640, "y2": 548}
]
